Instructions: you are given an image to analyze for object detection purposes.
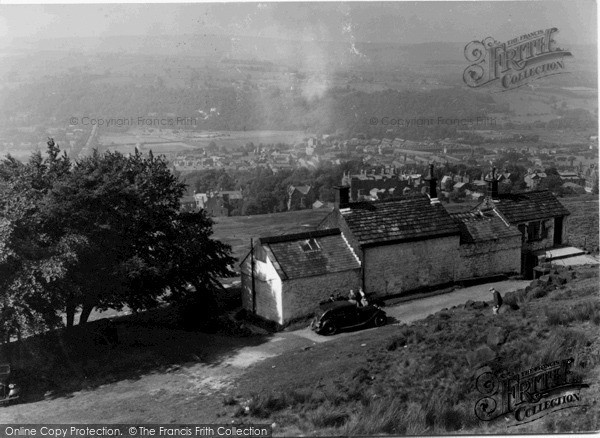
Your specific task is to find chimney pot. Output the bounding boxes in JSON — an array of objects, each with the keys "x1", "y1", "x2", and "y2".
[
  {"x1": 424, "y1": 163, "x2": 438, "y2": 201},
  {"x1": 486, "y1": 167, "x2": 499, "y2": 200}
]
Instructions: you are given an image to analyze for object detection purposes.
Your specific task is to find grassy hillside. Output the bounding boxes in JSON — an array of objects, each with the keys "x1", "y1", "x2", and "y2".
[{"x1": 230, "y1": 266, "x2": 600, "y2": 435}]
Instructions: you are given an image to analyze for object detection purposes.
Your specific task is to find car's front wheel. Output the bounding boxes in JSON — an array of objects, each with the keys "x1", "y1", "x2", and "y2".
[
  {"x1": 321, "y1": 322, "x2": 337, "y2": 335},
  {"x1": 374, "y1": 314, "x2": 387, "y2": 327}
]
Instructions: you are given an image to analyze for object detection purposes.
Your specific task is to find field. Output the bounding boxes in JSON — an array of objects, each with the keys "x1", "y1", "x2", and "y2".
[
  {"x1": 212, "y1": 208, "x2": 332, "y2": 267},
  {"x1": 98, "y1": 129, "x2": 309, "y2": 156},
  {"x1": 182, "y1": 130, "x2": 309, "y2": 150},
  {"x1": 561, "y1": 195, "x2": 600, "y2": 253},
  {"x1": 493, "y1": 87, "x2": 597, "y2": 129}
]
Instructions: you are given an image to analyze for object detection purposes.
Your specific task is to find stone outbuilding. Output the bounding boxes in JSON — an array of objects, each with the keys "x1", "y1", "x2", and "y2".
[
  {"x1": 240, "y1": 229, "x2": 361, "y2": 324},
  {"x1": 450, "y1": 209, "x2": 522, "y2": 281}
]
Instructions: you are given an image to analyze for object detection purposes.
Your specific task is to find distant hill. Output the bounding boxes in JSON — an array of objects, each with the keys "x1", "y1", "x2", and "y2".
[{"x1": 5, "y1": 34, "x2": 596, "y2": 81}]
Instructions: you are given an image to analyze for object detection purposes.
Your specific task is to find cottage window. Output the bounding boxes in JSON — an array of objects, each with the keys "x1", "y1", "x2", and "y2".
[
  {"x1": 527, "y1": 221, "x2": 542, "y2": 241},
  {"x1": 541, "y1": 220, "x2": 549, "y2": 239},
  {"x1": 300, "y1": 238, "x2": 320, "y2": 252}
]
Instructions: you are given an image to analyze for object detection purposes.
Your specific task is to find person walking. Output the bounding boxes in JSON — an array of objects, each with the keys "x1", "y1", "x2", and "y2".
[{"x1": 490, "y1": 287, "x2": 503, "y2": 315}]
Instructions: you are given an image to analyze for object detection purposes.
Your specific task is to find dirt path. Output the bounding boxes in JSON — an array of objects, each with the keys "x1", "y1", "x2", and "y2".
[
  {"x1": 292, "y1": 279, "x2": 531, "y2": 343},
  {"x1": 0, "y1": 279, "x2": 530, "y2": 423}
]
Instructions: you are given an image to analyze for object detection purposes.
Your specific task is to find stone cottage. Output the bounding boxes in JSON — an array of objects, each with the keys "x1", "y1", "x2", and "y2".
[
  {"x1": 240, "y1": 165, "x2": 568, "y2": 324},
  {"x1": 317, "y1": 166, "x2": 522, "y2": 298},
  {"x1": 473, "y1": 174, "x2": 570, "y2": 277},
  {"x1": 204, "y1": 190, "x2": 243, "y2": 217},
  {"x1": 239, "y1": 229, "x2": 361, "y2": 324},
  {"x1": 287, "y1": 185, "x2": 316, "y2": 211},
  {"x1": 341, "y1": 168, "x2": 410, "y2": 201}
]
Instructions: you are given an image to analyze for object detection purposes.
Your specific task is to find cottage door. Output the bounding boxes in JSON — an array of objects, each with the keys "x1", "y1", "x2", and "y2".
[{"x1": 554, "y1": 217, "x2": 563, "y2": 246}]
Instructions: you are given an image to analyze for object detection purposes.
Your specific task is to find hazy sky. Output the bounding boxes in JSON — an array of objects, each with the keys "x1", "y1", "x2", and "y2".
[{"x1": 0, "y1": 1, "x2": 597, "y2": 46}]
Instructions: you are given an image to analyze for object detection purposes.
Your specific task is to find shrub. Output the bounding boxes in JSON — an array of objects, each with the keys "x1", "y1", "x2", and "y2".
[
  {"x1": 386, "y1": 337, "x2": 406, "y2": 351},
  {"x1": 307, "y1": 405, "x2": 350, "y2": 428},
  {"x1": 546, "y1": 301, "x2": 600, "y2": 326},
  {"x1": 504, "y1": 288, "x2": 529, "y2": 305},
  {"x1": 386, "y1": 326, "x2": 414, "y2": 350},
  {"x1": 286, "y1": 388, "x2": 312, "y2": 405},
  {"x1": 352, "y1": 367, "x2": 372, "y2": 384},
  {"x1": 403, "y1": 402, "x2": 429, "y2": 434},
  {"x1": 247, "y1": 392, "x2": 288, "y2": 418},
  {"x1": 531, "y1": 287, "x2": 549, "y2": 299},
  {"x1": 437, "y1": 407, "x2": 464, "y2": 431},
  {"x1": 578, "y1": 269, "x2": 598, "y2": 280},
  {"x1": 345, "y1": 397, "x2": 406, "y2": 435},
  {"x1": 529, "y1": 327, "x2": 590, "y2": 368},
  {"x1": 222, "y1": 395, "x2": 238, "y2": 406}
]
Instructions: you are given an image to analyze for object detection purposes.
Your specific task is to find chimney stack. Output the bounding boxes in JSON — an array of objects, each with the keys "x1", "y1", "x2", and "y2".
[
  {"x1": 334, "y1": 186, "x2": 350, "y2": 209},
  {"x1": 424, "y1": 163, "x2": 439, "y2": 203},
  {"x1": 486, "y1": 167, "x2": 499, "y2": 201}
]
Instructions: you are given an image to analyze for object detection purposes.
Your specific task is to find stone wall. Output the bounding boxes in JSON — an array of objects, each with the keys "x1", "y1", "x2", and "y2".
[
  {"x1": 521, "y1": 218, "x2": 557, "y2": 253},
  {"x1": 456, "y1": 235, "x2": 522, "y2": 280},
  {"x1": 281, "y1": 269, "x2": 361, "y2": 323},
  {"x1": 363, "y1": 235, "x2": 459, "y2": 297}
]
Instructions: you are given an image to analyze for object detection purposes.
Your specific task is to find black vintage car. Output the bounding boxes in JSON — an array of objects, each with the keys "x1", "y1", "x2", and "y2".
[
  {"x1": 0, "y1": 364, "x2": 20, "y2": 405},
  {"x1": 310, "y1": 301, "x2": 387, "y2": 335}
]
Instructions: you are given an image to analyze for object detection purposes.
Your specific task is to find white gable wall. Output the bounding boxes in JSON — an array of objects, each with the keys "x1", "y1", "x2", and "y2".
[{"x1": 241, "y1": 252, "x2": 284, "y2": 324}]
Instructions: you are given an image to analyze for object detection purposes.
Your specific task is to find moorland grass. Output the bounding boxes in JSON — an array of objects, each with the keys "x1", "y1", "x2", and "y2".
[{"x1": 236, "y1": 266, "x2": 600, "y2": 435}]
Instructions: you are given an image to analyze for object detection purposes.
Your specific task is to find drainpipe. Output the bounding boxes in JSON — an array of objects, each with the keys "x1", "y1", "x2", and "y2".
[
  {"x1": 250, "y1": 238, "x2": 256, "y2": 314},
  {"x1": 361, "y1": 247, "x2": 366, "y2": 293}
]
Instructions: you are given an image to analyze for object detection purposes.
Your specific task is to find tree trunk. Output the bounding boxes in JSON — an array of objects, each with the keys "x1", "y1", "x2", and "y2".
[
  {"x1": 66, "y1": 302, "x2": 76, "y2": 328},
  {"x1": 78, "y1": 302, "x2": 95, "y2": 325}
]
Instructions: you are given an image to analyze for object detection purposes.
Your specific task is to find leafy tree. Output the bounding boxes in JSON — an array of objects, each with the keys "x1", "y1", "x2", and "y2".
[
  {"x1": 0, "y1": 140, "x2": 235, "y2": 334},
  {"x1": 540, "y1": 174, "x2": 563, "y2": 192},
  {"x1": 0, "y1": 140, "x2": 81, "y2": 335}
]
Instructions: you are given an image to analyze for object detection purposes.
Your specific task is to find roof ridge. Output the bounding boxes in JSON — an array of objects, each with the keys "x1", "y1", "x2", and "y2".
[{"x1": 259, "y1": 228, "x2": 341, "y2": 244}]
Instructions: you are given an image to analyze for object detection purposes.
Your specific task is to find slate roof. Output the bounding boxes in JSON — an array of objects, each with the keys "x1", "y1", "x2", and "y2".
[
  {"x1": 450, "y1": 210, "x2": 521, "y2": 244},
  {"x1": 259, "y1": 228, "x2": 360, "y2": 280},
  {"x1": 290, "y1": 185, "x2": 312, "y2": 195},
  {"x1": 340, "y1": 194, "x2": 460, "y2": 247},
  {"x1": 219, "y1": 190, "x2": 243, "y2": 199},
  {"x1": 492, "y1": 190, "x2": 571, "y2": 224}
]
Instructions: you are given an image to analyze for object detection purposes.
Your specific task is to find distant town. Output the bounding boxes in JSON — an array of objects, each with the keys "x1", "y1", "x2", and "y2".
[{"x1": 3, "y1": 122, "x2": 597, "y2": 218}]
